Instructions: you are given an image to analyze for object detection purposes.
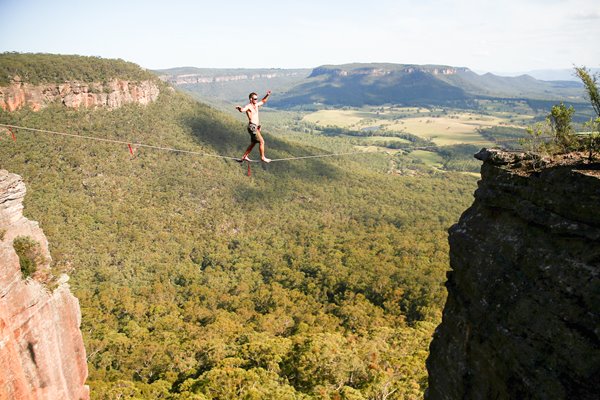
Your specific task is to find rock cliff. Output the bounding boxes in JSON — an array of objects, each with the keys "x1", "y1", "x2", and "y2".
[
  {"x1": 0, "y1": 170, "x2": 89, "y2": 400},
  {"x1": 426, "y1": 149, "x2": 600, "y2": 399},
  {"x1": 308, "y1": 65, "x2": 468, "y2": 79},
  {"x1": 0, "y1": 77, "x2": 160, "y2": 112},
  {"x1": 159, "y1": 70, "x2": 307, "y2": 85}
]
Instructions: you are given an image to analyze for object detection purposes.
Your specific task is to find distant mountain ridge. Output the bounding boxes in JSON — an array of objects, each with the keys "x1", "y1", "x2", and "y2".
[
  {"x1": 494, "y1": 67, "x2": 600, "y2": 82},
  {"x1": 155, "y1": 67, "x2": 310, "y2": 102},
  {"x1": 308, "y1": 63, "x2": 469, "y2": 77},
  {"x1": 272, "y1": 63, "x2": 585, "y2": 108},
  {"x1": 156, "y1": 67, "x2": 310, "y2": 85},
  {"x1": 155, "y1": 63, "x2": 587, "y2": 107}
]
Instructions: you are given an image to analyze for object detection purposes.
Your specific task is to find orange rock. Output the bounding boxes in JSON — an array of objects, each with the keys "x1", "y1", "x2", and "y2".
[
  {"x1": 0, "y1": 170, "x2": 89, "y2": 400},
  {"x1": 0, "y1": 79, "x2": 159, "y2": 112}
]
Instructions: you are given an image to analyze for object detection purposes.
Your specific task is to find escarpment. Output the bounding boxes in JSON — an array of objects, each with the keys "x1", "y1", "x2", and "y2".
[
  {"x1": 426, "y1": 149, "x2": 600, "y2": 399},
  {"x1": 0, "y1": 76, "x2": 160, "y2": 112},
  {"x1": 0, "y1": 170, "x2": 89, "y2": 400}
]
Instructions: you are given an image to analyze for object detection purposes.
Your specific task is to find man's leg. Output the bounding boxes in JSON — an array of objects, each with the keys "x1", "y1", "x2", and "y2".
[
  {"x1": 256, "y1": 130, "x2": 271, "y2": 163},
  {"x1": 241, "y1": 142, "x2": 255, "y2": 160}
]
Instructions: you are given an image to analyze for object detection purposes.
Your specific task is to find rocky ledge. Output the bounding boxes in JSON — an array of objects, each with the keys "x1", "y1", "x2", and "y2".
[
  {"x1": 0, "y1": 170, "x2": 89, "y2": 399},
  {"x1": 0, "y1": 77, "x2": 160, "y2": 112},
  {"x1": 426, "y1": 149, "x2": 599, "y2": 399}
]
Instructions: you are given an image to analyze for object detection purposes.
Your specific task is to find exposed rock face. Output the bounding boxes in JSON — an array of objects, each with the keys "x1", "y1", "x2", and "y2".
[
  {"x1": 159, "y1": 70, "x2": 307, "y2": 85},
  {"x1": 426, "y1": 149, "x2": 600, "y2": 400},
  {"x1": 0, "y1": 170, "x2": 89, "y2": 399},
  {"x1": 0, "y1": 77, "x2": 160, "y2": 112},
  {"x1": 308, "y1": 65, "x2": 470, "y2": 79}
]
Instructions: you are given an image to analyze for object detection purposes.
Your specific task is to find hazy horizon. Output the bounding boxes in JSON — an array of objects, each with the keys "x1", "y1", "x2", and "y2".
[{"x1": 155, "y1": 63, "x2": 598, "y2": 82}]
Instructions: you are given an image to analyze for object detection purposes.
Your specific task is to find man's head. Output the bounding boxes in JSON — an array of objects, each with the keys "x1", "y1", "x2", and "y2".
[{"x1": 249, "y1": 92, "x2": 258, "y2": 102}]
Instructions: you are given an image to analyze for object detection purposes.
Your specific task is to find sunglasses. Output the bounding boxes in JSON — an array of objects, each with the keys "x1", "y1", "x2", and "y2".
[{"x1": 251, "y1": 97, "x2": 258, "y2": 100}]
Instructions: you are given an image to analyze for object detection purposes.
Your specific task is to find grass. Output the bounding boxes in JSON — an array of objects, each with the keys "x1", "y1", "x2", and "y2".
[
  {"x1": 408, "y1": 150, "x2": 445, "y2": 168},
  {"x1": 386, "y1": 114, "x2": 503, "y2": 144},
  {"x1": 363, "y1": 136, "x2": 411, "y2": 142},
  {"x1": 302, "y1": 107, "x2": 533, "y2": 146},
  {"x1": 303, "y1": 109, "x2": 365, "y2": 128}
]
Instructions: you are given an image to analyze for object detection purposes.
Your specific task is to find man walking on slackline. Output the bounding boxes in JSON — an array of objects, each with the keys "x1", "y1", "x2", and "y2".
[{"x1": 236, "y1": 90, "x2": 271, "y2": 163}]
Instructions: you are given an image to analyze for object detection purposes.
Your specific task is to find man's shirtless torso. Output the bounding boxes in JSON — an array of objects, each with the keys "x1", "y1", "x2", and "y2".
[{"x1": 244, "y1": 101, "x2": 262, "y2": 125}]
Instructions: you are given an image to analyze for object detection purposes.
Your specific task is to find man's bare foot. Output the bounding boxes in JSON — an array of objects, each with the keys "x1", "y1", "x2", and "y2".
[
  {"x1": 238, "y1": 155, "x2": 252, "y2": 162},
  {"x1": 262, "y1": 157, "x2": 271, "y2": 163}
]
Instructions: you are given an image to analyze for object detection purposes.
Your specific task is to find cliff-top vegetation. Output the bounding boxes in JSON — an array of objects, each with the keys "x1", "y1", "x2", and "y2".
[
  {"x1": 0, "y1": 52, "x2": 156, "y2": 85},
  {"x1": 522, "y1": 67, "x2": 600, "y2": 160}
]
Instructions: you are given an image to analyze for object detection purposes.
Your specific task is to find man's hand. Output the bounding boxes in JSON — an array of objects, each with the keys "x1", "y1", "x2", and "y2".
[
  {"x1": 235, "y1": 106, "x2": 242, "y2": 112},
  {"x1": 262, "y1": 91, "x2": 272, "y2": 103}
]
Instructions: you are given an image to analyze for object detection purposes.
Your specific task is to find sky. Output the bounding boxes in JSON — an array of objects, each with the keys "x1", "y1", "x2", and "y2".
[{"x1": 1, "y1": 0, "x2": 599, "y2": 74}]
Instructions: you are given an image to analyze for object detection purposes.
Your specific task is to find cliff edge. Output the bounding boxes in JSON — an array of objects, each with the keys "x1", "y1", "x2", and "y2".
[
  {"x1": 0, "y1": 76, "x2": 160, "y2": 112},
  {"x1": 0, "y1": 170, "x2": 89, "y2": 400},
  {"x1": 426, "y1": 149, "x2": 599, "y2": 399}
]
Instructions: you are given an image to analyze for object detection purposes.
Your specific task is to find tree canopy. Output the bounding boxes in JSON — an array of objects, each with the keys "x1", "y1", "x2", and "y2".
[
  {"x1": 1, "y1": 55, "x2": 478, "y2": 399},
  {"x1": 0, "y1": 52, "x2": 156, "y2": 85}
]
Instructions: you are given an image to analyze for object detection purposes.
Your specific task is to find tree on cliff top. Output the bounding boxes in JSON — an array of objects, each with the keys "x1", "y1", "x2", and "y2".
[
  {"x1": 574, "y1": 66, "x2": 600, "y2": 159},
  {"x1": 575, "y1": 67, "x2": 600, "y2": 117},
  {"x1": 525, "y1": 67, "x2": 600, "y2": 159},
  {"x1": 548, "y1": 103, "x2": 576, "y2": 152}
]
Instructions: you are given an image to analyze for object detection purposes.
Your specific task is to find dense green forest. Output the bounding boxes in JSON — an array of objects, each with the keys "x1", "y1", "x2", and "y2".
[
  {"x1": 0, "y1": 56, "x2": 478, "y2": 399},
  {"x1": 0, "y1": 52, "x2": 156, "y2": 85}
]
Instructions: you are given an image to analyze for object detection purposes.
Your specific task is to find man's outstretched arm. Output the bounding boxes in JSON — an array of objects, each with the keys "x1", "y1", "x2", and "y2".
[{"x1": 260, "y1": 90, "x2": 272, "y2": 104}]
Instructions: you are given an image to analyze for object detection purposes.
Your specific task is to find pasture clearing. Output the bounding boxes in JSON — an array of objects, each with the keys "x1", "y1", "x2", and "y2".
[
  {"x1": 303, "y1": 109, "x2": 366, "y2": 128},
  {"x1": 384, "y1": 114, "x2": 503, "y2": 145},
  {"x1": 407, "y1": 150, "x2": 445, "y2": 168},
  {"x1": 302, "y1": 108, "x2": 529, "y2": 146}
]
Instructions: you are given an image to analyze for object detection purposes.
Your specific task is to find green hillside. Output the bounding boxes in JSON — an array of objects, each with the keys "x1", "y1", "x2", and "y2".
[{"x1": 0, "y1": 56, "x2": 478, "y2": 399}]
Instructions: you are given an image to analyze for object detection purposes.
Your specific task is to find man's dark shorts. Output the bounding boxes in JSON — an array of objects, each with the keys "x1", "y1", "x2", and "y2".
[{"x1": 247, "y1": 123, "x2": 261, "y2": 143}]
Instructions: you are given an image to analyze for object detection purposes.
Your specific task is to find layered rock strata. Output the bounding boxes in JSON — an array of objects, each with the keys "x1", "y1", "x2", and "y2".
[
  {"x1": 0, "y1": 77, "x2": 160, "y2": 111},
  {"x1": 159, "y1": 70, "x2": 307, "y2": 85},
  {"x1": 427, "y1": 149, "x2": 600, "y2": 399},
  {"x1": 0, "y1": 170, "x2": 89, "y2": 400}
]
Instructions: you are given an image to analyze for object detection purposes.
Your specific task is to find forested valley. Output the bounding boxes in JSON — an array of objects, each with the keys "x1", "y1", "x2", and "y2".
[{"x1": 0, "y1": 55, "x2": 479, "y2": 399}]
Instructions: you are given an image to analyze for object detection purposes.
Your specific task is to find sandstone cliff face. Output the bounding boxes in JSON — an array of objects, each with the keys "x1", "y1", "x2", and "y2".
[
  {"x1": 159, "y1": 70, "x2": 306, "y2": 85},
  {"x1": 0, "y1": 170, "x2": 89, "y2": 400},
  {"x1": 308, "y1": 65, "x2": 468, "y2": 79},
  {"x1": 426, "y1": 149, "x2": 600, "y2": 399},
  {"x1": 0, "y1": 77, "x2": 160, "y2": 112}
]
